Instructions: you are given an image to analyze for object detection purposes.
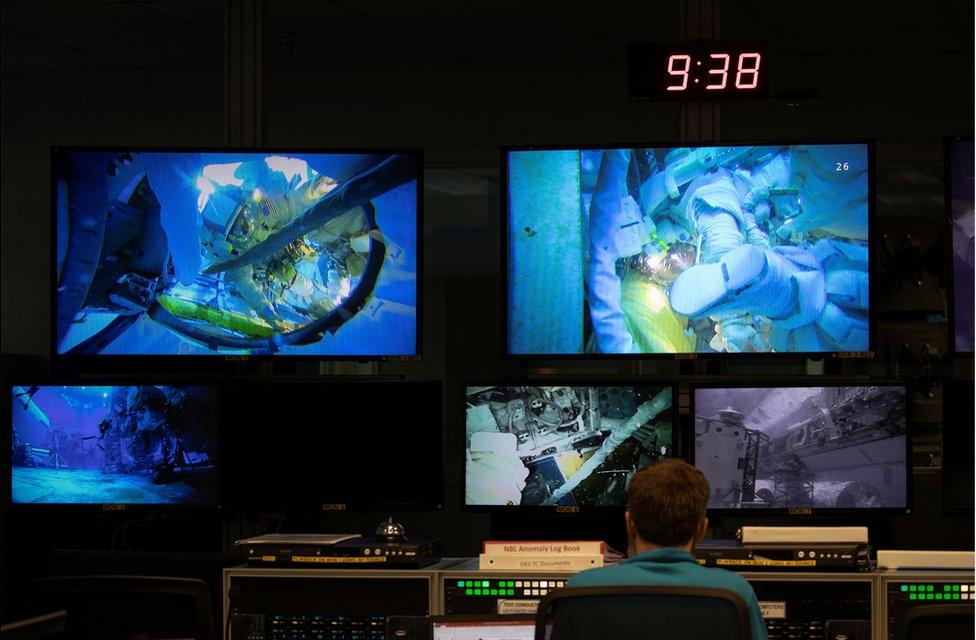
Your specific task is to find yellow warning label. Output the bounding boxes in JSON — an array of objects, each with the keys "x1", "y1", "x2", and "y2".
[
  {"x1": 715, "y1": 559, "x2": 818, "y2": 567},
  {"x1": 291, "y1": 556, "x2": 387, "y2": 564},
  {"x1": 260, "y1": 556, "x2": 276, "y2": 562}
]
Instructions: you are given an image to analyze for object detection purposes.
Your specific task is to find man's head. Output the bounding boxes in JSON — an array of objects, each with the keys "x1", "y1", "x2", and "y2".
[{"x1": 625, "y1": 459, "x2": 710, "y2": 552}]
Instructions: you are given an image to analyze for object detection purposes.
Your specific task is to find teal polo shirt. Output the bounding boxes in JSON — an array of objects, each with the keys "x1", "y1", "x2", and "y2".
[{"x1": 566, "y1": 548, "x2": 768, "y2": 640}]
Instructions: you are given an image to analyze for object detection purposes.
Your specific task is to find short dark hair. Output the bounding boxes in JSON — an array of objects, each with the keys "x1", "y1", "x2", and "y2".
[{"x1": 627, "y1": 459, "x2": 710, "y2": 547}]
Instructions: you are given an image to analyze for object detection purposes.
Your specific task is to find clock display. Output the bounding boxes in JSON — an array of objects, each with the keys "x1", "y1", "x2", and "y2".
[{"x1": 628, "y1": 41, "x2": 769, "y2": 101}]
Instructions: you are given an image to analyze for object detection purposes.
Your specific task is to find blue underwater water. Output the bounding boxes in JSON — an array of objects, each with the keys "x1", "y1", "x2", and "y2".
[
  {"x1": 56, "y1": 151, "x2": 418, "y2": 356},
  {"x1": 507, "y1": 143, "x2": 871, "y2": 355}
]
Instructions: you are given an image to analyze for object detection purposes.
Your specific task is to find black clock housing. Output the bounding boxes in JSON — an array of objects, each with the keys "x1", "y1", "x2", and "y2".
[{"x1": 628, "y1": 41, "x2": 769, "y2": 102}]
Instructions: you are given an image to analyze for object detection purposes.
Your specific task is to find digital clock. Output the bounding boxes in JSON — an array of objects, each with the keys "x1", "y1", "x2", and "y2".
[{"x1": 628, "y1": 41, "x2": 769, "y2": 102}]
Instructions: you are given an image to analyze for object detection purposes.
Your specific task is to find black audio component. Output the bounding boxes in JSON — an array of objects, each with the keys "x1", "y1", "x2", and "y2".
[
  {"x1": 230, "y1": 613, "x2": 386, "y2": 640},
  {"x1": 237, "y1": 534, "x2": 442, "y2": 569},
  {"x1": 750, "y1": 579, "x2": 871, "y2": 640},
  {"x1": 226, "y1": 573, "x2": 431, "y2": 640},
  {"x1": 695, "y1": 540, "x2": 871, "y2": 571},
  {"x1": 764, "y1": 618, "x2": 870, "y2": 640},
  {"x1": 885, "y1": 578, "x2": 975, "y2": 639}
]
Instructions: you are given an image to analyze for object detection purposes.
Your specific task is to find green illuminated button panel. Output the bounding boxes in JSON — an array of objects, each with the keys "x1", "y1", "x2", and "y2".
[
  {"x1": 899, "y1": 583, "x2": 975, "y2": 601},
  {"x1": 452, "y1": 578, "x2": 567, "y2": 597}
]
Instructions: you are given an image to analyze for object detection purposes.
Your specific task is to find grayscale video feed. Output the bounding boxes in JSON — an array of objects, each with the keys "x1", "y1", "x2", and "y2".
[{"x1": 694, "y1": 385, "x2": 907, "y2": 510}]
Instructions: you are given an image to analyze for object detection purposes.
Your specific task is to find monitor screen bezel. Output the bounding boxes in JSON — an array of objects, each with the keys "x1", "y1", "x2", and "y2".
[
  {"x1": 50, "y1": 145, "x2": 425, "y2": 370},
  {"x1": 944, "y1": 135, "x2": 974, "y2": 356},
  {"x1": 689, "y1": 378, "x2": 913, "y2": 517},
  {"x1": 500, "y1": 138, "x2": 877, "y2": 360},
  {"x1": 4, "y1": 380, "x2": 224, "y2": 512},
  {"x1": 224, "y1": 377, "x2": 445, "y2": 513},
  {"x1": 461, "y1": 378, "x2": 679, "y2": 514}
]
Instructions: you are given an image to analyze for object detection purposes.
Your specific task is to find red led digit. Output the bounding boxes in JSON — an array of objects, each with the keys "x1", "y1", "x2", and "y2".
[
  {"x1": 666, "y1": 54, "x2": 691, "y2": 91},
  {"x1": 735, "y1": 53, "x2": 762, "y2": 89},
  {"x1": 705, "y1": 53, "x2": 730, "y2": 90}
]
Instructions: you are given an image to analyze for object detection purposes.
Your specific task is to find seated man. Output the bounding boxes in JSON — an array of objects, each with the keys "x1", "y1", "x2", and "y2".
[{"x1": 566, "y1": 459, "x2": 768, "y2": 640}]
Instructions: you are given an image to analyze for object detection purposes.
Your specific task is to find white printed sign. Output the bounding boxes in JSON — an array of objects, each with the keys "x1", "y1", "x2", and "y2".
[
  {"x1": 497, "y1": 599, "x2": 541, "y2": 615},
  {"x1": 758, "y1": 601, "x2": 787, "y2": 619}
]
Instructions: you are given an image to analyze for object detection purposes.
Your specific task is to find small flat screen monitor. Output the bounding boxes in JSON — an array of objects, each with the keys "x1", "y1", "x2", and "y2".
[
  {"x1": 53, "y1": 148, "x2": 421, "y2": 359},
  {"x1": 504, "y1": 141, "x2": 872, "y2": 356},
  {"x1": 9, "y1": 384, "x2": 219, "y2": 506},
  {"x1": 692, "y1": 383, "x2": 909, "y2": 514},
  {"x1": 431, "y1": 617, "x2": 535, "y2": 640},
  {"x1": 947, "y1": 136, "x2": 974, "y2": 354},
  {"x1": 464, "y1": 383, "x2": 675, "y2": 510},
  {"x1": 225, "y1": 380, "x2": 442, "y2": 511}
]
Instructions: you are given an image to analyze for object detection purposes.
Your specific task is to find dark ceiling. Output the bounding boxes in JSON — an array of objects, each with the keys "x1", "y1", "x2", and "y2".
[{"x1": 2, "y1": 0, "x2": 971, "y2": 71}]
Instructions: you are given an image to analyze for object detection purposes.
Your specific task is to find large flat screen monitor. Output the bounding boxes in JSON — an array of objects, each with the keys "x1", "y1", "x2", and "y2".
[
  {"x1": 947, "y1": 136, "x2": 974, "y2": 354},
  {"x1": 224, "y1": 380, "x2": 442, "y2": 511},
  {"x1": 692, "y1": 383, "x2": 909, "y2": 514},
  {"x1": 464, "y1": 383, "x2": 675, "y2": 511},
  {"x1": 8, "y1": 384, "x2": 219, "y2": 506},
  {"x1": 53, "y1": 148, "x2": 421, "y2": 359},
  {"x1": 504, "y1": 141, "x2": 872, "y2": 356}
]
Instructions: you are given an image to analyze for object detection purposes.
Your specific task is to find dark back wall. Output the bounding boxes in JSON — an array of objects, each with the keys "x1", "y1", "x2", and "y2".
[
  {"x1": 1, "y1": 2, "x2": 973, "y2": 615},
  {"x1": 4, "y1": 1, "x2": 974, "y2": 353}
]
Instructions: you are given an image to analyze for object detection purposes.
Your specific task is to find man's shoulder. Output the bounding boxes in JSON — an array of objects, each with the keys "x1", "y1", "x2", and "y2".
[
  {"x1": 565, "y1": 564, "x2": 636, "y2": 586},
  {"x1": 568, "y1": 561, "x2": 754, "y2": 593},
  {"x1": 691, "y1": 565, "x2": 757, "y2": 598}
]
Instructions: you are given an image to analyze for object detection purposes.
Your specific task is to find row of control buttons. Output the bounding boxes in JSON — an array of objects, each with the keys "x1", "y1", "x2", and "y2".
[
  {"x1": 465, "y1": 589, "x2": 516, "y2": 596},
  {"x1": 796, "y1": 551, "x2": 846, "y2": 559},
  {"x1": 899, "y1": 583, "x2": 976, "y2": 601},
  {"x1": 900, "y1": 584, "x2": 974, "y2": 592},
  {"x1": 908, "y1": 592, "x2": 973, "y2": 600},
  {"x1": 267, "y1": 614, "x2": 384, "y2": 640},
  {"x1": 514, "y1": 580, "x2": 565, "y2": 588},
  {"x1": 362, "y1": 548, "x2": 405, "y2": 556},
  {"x1": 458, "y1": 579, "x2": 566, "y2": 597}
]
